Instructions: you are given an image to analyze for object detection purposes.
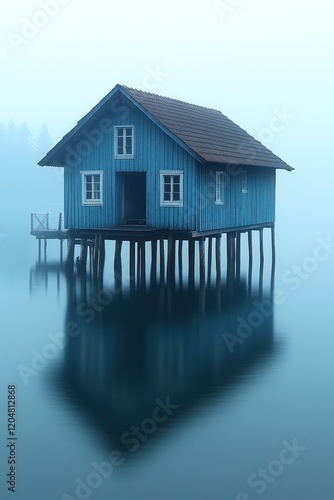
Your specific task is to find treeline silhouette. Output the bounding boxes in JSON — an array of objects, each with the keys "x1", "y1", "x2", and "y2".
[{"x1": 0, "y1": 121, "x2": 63, "y2": 241}]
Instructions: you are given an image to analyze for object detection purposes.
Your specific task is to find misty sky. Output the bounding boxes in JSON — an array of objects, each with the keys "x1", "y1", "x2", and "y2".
[{"x1": 1, "y1": 0, "x2": 333, "y2": 239}]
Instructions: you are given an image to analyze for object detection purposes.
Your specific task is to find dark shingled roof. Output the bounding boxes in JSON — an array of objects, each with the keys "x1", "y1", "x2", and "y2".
[
  {"x1": 39, "y1": 84, "x2": 293, "y2": 171},
  {"x1": 121, "y1": 86, "x2": 293, "y2": 171}
]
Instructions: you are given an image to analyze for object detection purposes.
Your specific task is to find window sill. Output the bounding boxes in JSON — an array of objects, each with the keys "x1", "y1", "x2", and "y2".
[{"x1": 160, "y1": 202, "x2": 183, "y2": 208}]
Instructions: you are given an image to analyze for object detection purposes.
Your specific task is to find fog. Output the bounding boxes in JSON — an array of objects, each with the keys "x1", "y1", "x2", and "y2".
[
  {"x1": 1, "y1": 2, "x2": 333, "y2": 500},
  {"x1": 1, "y1": 0, "x2": 332, "y2": 244}
]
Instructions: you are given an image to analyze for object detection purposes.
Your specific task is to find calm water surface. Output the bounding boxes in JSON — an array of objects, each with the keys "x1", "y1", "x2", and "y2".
[{"x1": 0, "y1": 198, "x2": 333, "y2": 500}]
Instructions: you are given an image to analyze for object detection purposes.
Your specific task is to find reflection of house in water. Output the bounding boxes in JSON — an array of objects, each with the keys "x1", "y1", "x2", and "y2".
[{"x1": 48, "y1": 273, "x2": 279, "y2": 454}]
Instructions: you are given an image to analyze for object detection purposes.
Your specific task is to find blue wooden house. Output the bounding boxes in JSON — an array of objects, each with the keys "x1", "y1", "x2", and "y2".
[
  {"x1": 38, "y1": 84, "x2": 293, "y2": 277},
  {"x1": 39, "y1": 84, "x2": 292, "y2": 235}
]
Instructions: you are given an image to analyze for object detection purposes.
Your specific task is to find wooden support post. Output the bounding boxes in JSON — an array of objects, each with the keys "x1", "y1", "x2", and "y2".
[
  {"x1": 271, "y1": 225, "x2": 276, "y2": 266},
  {"x1": 199, "y1": 238, "x2": 206, "y2": 284},
  {"x1": 259, "y1": 228, "x2": 264, "y2": 264},
  {"x1": 114, "y1": 239, "x2": 122, "y2": 289},
  {"x1": 93, "y1": 235, "x2": 99, "y2": 276},
  {"x1": 207, "y1": 237, "x2": 213, "y2": 285},
  {"x1": 259, "y1": 258, "x2": 264, "y2": 299},
  {"x1": 215, "y1": 235, "x2": 221, "y2": 280},
  {"x1": 248, "y1": 230, "x2": 253, "y2": 268},
  {"x1": 167, "y1": 235, "x2": 175, "y2": 280},
  {"x1": 270, "y1": 258, "x2": 275, "y2": 295},
  {"x1": 60, "y1": 239, "x2": 64, "y2": 263},
  {"x1": 139, "y1": 240, "x2": 146, "y2": 286},
  {"x1": 178, "y1": 239, "x2": 183, "y2": 286},
  {"x1": 38, "y1": 238, "x2": 41, "y2": 262},
  {"x1": 98, "y1": 235, "x2": 106, "y2": 277},
  {"x1": 78, "y1": 240, "x2": 88, "y2": 273},
  {"x1": 188, "y1": 239, "x2": 195, "y2": 287},
  {"x1": 65, "y1": 236, "x2": 75, "y2": 272},
  {"x1": 129, "y1": 240, "x2": 136, "y2": 285},
  {"x1": 58, "y1": 212, "x2": 62, "y2": 232},
  {"x1": 150, "y1": 239, "x2": 157, "y2": 285},
  {"x1": 44, "y1": 239, "x2": 47, "y2": 262},
  {"x1": 159, "y1": 238, "x2": 165, "y2": 281},
  {"x1": 89, "y1": 244, "x2": 94, "y2": 272},
  {"x1": 236, "y1": 232, "x2": 241, "y2": 281},
  {"x1": 137, "y1": 241, "x2": 141, "y2": 284},
  {"x1": 231, "y1": 233, "x2": 236, "y2": 268},
  {"x1": 226, "y1": 233, "x2": 235, "y2": 287}
]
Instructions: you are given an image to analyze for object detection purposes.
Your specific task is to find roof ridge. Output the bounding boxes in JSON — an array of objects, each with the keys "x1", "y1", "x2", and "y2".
[{"x1": 119, "y1": 84, "x2": 223, "y2": 114}]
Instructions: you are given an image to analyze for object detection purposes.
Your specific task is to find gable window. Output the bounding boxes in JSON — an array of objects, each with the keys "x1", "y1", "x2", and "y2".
[
  {"x1": 215, "y1": 171, "x2": 225, "y2": 204},
  {"x1": 115, "y1": 126, "x2": 134, "y2": 158},
  {"x1": 81, "y1": 171, "x2": 103, "y2": 205},
  {"x1": 242, "y1": 171, "x2": 248, "y2": 193},
  {"x1": 160, "y1": 171, "x2": 183, "y2": 206}
]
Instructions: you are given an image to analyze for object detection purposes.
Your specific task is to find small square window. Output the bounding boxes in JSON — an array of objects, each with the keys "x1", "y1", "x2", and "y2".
[
  {"x1": 115, "y1": 126, "x2": 134, "y2": 158},
  {"x1": 160, "y1": 171, "x2": 183, "y2": 207},
  {"x1": 81, "y1": 171, "x2": 103, "y2": 205}
]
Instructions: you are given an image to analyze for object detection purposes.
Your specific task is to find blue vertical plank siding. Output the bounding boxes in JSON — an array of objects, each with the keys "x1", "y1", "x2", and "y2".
[
  {"x1": 64, "y1": 104, "x2": 198, "y2": 230},
  {"x1": 197, "y1": 165, "x2": 276, "y2": 232},
  {"x1": 63, "y1": 96, "x2": 276, "y2": 232}
]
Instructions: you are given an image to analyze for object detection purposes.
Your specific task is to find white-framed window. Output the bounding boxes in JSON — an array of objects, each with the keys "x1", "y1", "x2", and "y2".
[
  {"x1": 215, "y1": 171, "x2": 225, "y2": 205},
  {"x1": 242, "y1": 171, "x2": 248, "y2": 193},
  {"x1": 114, "y1": 126, "x2": 134, "y2": 158},
  {"x1": 81, "y1": 170, "x2": 103, "y2": 205},
  {"x1": 160, "y1": 171, "x2": 183, "y2": 207}
]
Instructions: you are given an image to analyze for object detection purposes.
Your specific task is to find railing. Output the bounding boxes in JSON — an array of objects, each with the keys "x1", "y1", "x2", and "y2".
[{"x1": 31, "y1": 213, "x2": 63, "y2": 232}]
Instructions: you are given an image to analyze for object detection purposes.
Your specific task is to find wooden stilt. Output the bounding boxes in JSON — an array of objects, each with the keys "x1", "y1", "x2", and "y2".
[
  {"x1": 231, "y1": 233, "x2": 236, "y2": 269},
  {"x1": 140, "y1": 240, "x2": 146, "y2": 285},
  {"x1": 226, "y1": 233, "x2": 235, "y2": 287},
  {"x1": 207, "y1": 237, "x2": 213, "y2": 284},
  {"x1": 215, "y1": 235, "x2": 221, "y2": 280},
  {"x1": 199, "y1": 238, "x2": 206, "y2": 284},
  {"x1": 44, "y1": 239, "x2": 47, "y2": 262},
  {"x1": 248, "y1": 260, "x2": 253, "y2": 298},
  {"x1": 89, "y1": 244, "x2": 94, "y2": 273},
  {"x1": 65, "y1": 236, "x2": 75, "y2": 272},
  {"x1": 150, "y1": 239, "x2": 157, "y2": 285},
  {"x1": 38, "y1": 238, "x2": 41, "y2": 262},
  {"x1": 114, "y1": 239, "x2": 122, "y2": 289},
  {"x1": 259, "y1": 259, "x2": 264, "y2": 299},
  {"x1": 248, "y1": 230, "x2": 253, "y2": 268},
  {"x1": 271, "y1": 225, "x2": 276, "y2": 266},
  {"x1": 188, "y1": 239, "x2": 195, "y2": 287},
  {"x1": 270, "y1": 258, "x2": 275, "y2": 294},
  {"x1": 159, "y1": 238, "x2": 165, "y2": 281},
  {"x1": 78, "y1": 240, "x2": 88, "y2": 273},
  {"x1": 178, "y1": 239, "x2": 183, "y2": 286},
  {"x1": 60, "y1": 239, "x2": 63, "y2": 263},
  {"x1": 167, "y1": 235, "x2": 175, "y2": 280},
  {"x1": 93, "y1": 235, "x2": 99, "y2": 276},
  {"x1": 129, "y1": 240, "x2": 136, "y2": 285},
  {"x1": 98, "y1": 235, "x2": 106, "y2": 277},
  {"x1": 137, "y1": 241, "x2": 141, "y2": 284},
  {"x1": 236, "y1": 232, "x2": 241, "y2": 281},
  {"x1": 259, "y1": 228, "x2": 264, "y2": 264}
]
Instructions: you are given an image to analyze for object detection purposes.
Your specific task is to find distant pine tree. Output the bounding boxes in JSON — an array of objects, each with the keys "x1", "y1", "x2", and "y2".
[
  {"x1": 35, "y1": 123, "x2": 53, "y2": 158},
  {"x1": 19, "y1": 121, "x2": 35, "y2": 152}
]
